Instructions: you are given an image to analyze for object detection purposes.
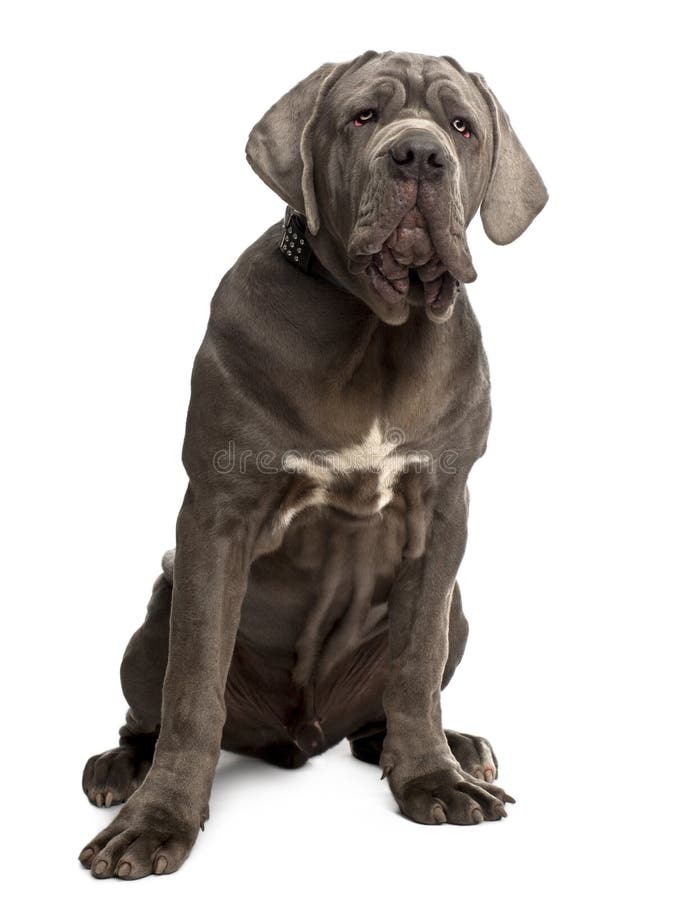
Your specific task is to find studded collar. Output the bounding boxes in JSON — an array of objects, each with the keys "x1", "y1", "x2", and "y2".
[
  {"x1": 279, "y1": 205, "x2": 313, "y2": 271},
  {"x1": 278, "y1": 206, "x2": 347, "y2": 292}
]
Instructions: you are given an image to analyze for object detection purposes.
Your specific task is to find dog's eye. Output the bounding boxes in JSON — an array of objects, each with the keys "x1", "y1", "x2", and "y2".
[
  {"x1": 354, "y1": 109, "x2": 376, "y2": 127},
  {"x1": 452, "y1": 118, "x2": 472, "y2": 138}
]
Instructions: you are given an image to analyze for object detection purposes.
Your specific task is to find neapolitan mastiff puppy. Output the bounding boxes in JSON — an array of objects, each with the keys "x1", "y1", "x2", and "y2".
[{"x1": 79, "y1": 50, "x2": 547, "y2": 879}]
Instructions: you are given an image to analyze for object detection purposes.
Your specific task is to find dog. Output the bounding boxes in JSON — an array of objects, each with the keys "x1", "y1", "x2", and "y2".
[{"x1": 79, "y1": 50, "x2": 547, "y2": 879}]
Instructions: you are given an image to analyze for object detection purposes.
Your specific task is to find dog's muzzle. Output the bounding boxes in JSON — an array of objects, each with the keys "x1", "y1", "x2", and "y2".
[
  {"x1": 366, "y1": 205, "x2": 459, "y2": 320},
  {"x1": 348, "y1": 127, "x2": 475, "y2": 322}
]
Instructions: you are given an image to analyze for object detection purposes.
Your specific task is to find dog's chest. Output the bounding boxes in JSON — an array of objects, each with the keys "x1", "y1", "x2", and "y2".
[
  {"x1": 280, "y1": 420, "x2": 429, "y2": 523},
  {"x1": 244, "y1": 423, "x2": 434, "y2": 675}
]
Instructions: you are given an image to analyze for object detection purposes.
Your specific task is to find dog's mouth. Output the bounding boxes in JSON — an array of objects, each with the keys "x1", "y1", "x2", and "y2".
[{"x1": 362, "y1": 206, "x2": 459, "y2": 323}]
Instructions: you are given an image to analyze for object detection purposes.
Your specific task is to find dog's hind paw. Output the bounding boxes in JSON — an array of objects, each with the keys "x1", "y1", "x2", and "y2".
[
  {"x1": 82, "y1": 743, "x2": 154, "y2": 808},
  {"x1": 445, "y1": 730, "x2": 498, "y2": 783}
]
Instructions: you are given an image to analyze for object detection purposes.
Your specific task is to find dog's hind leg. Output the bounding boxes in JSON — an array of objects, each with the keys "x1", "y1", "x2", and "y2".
[{"x1": 82, "y1": 552, "x2": 174, "y2": 807}]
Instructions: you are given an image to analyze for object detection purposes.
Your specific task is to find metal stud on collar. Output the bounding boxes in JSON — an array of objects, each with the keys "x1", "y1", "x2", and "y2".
[{"x1": 279, "y1": 206, "x2": 313, "y2": 272}]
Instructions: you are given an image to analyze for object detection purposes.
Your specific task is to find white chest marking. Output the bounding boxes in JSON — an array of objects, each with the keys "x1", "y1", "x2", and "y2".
[{"x1": 282, "y1": 421, "x2": 428, "y2": 519}]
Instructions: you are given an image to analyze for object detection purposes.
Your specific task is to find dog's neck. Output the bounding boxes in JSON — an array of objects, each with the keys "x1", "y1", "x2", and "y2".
[{"x1": 279, "y1": 206, "x2": 348, "y2": 293}]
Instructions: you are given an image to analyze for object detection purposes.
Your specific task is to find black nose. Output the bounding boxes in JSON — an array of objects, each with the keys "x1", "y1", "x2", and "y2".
[{"x1": 389, "y1": 134, "x2": 446, "y2": 178}]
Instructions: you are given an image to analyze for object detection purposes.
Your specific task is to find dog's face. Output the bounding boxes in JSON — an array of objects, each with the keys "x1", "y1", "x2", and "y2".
[{"x1": 247, "y1": 51, "x2": 547, "y2": 325}]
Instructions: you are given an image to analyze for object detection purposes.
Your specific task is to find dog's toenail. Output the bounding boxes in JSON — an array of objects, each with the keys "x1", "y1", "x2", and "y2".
[
  {"x1": 471, "y1": 807, "x2": 484, "y2": 824},
  {"x1": 79, "y1": 847, "x2": 94, "y2": 864},
  {"x1": 104, "y1": 791, "x2": 113, "y2": 807},
  {"x1": 432, "y1": 804, "x2": 446, "y2": 824},
  {"x1": 94, "y1": 860, "x2": 107, "y2": 875},
  {"x1": 484, "y1": 768, "x2": 494, "y2": 782},
  {"x1": 154, "y1": 856, "x2": 168, "y2": 875},
  {"x1": 95, "y1": 793, "x2": 104, "y2": 807},
  {"x1": 117, "y1": 862, "x2": 132, "y2": 877}
]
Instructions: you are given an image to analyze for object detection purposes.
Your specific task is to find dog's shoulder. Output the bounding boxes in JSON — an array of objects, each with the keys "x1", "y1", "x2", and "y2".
[{"x1": 208, "y1": 223, "x2": 285, "y2": 326}]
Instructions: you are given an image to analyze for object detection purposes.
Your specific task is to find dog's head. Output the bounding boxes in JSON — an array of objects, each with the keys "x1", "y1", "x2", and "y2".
[{"x1": 246, "y1": 51, "x2": 547, "y2": 325}]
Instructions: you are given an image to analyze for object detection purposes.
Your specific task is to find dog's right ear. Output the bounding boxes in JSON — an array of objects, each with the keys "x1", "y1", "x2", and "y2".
[
  {"x1": 246, "y1": 63, "x2": 333, "y2": 233},
  {"x1": 246, "y1": 53, "x2": 377, "y2": 235}
]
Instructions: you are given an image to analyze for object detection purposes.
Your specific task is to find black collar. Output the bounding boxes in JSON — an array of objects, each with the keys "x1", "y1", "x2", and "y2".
[
  {"x1": 278, "y1": 206, "x2": 347, "y2": 292},
  {"x1": 279, "y1": 205, "x2": 313, "y2": 272}
]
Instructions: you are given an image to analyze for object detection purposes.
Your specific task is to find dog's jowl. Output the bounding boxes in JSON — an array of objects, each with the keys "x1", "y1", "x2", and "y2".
[{"x1": 79, "y1": 51, "x2": 546, "y2": 879}]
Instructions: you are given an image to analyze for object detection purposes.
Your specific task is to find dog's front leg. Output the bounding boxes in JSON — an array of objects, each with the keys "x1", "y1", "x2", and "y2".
[
  {"x1": 381, "y1": 481, "x2": 513, "y2": 826},
  {"x1": 79, "y1": 493, "x2": 251, "y2": 878}
]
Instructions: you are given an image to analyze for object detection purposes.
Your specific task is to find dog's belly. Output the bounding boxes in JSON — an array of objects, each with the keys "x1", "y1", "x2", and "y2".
[
  {"x1": 232, "y1": 501, "x2": 415, "y2": 750},
  {"x1": 239, "y1": 501, "x2": 408, "y2": 659},
  {"x1": 230, "y1": 436, "x2": 432, "y2": 748},
  {"x1": 241, "y1": 461, "x2": 430, "y2": 654},
  {"x1": 240, "y1": 422, "x2": 432, "y2": 670}
]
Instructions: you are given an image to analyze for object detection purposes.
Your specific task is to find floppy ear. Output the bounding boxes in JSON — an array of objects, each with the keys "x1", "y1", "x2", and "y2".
[
  {"x1": 246, "y1": 63, "x2": 332, "y2": 234},
  {"x1": 246, "y1": 53, "x2": 377, "y2": 236},
  {"x1": 469, "y1": 73, "x2": 548, "y2": 245}
]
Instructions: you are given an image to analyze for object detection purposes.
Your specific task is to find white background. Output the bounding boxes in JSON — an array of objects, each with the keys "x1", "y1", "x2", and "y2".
[{"x1": 1, "y1": 1, "x2": 680, "y2": 896}]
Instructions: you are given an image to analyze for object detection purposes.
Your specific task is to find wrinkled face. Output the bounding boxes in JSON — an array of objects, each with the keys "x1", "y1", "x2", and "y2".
[
  {"x1": 246, "y1": 51, "x2": 547, "y2": 326},
  {"x1": 310, "y1": 54, "x2": 492, "y2": 324}
]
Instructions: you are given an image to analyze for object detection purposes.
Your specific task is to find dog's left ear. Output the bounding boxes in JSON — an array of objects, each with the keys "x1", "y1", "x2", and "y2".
[
  {"x1": 246, "y1": 53, "x2": 377, "y2": 235},
  {"x1": 469, "y1": 72, "x2": 548, "y2": 245}
]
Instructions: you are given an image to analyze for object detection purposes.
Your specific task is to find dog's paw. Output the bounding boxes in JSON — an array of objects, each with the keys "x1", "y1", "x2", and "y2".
[
  {"x1": 78, "y1": 799, "x2": 199, "y2": 879},
  {"x1": 445, "y1": 730, "x2": 498, "y2": 782},
  {"x1": 82, "y1": 745, "x2": 152, "y2": 808},
  {"x1": 394, "y1": 766, "x2": 514, "y2": 826},
  {"x1": 380, "y1": 742, "x2": 514, "y2": 827}
]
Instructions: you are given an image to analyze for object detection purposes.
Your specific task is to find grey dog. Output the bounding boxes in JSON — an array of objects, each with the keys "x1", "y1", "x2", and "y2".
[{"x1": 79, "y1": 50, "x2": 547, "y2": 879}]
